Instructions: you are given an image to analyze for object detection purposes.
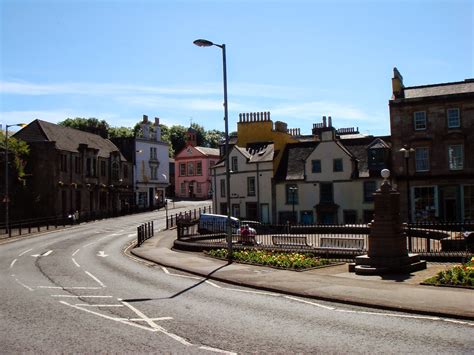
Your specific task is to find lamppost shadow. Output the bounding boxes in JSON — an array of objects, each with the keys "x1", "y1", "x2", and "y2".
[{"x1": 121, "y1": 261, "x2": 233, "y2": 303}]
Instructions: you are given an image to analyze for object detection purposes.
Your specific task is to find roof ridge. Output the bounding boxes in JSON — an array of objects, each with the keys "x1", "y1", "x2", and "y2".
[{"x1": 405, "y1": 79, "x2": 474, "y2": 90}]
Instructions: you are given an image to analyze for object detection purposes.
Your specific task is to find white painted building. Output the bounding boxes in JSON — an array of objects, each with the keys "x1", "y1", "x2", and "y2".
[
  {"x1": 135, "y1": 115, "x2": 170, "y2": 208},
  {"x1": 212, "y1": 144, "x2": 274, "y2": 223},
  {"x1": 274, "y1": 124, "x2": 390, "y2": 224}
]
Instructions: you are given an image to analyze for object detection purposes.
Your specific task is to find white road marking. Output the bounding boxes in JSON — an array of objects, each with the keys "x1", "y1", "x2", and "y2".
[
  {"x1": 85, "y1": 271, "x2": 106, "y2": 288},
  {"x1": 74, "y1": 304, "x2": 124, "y2": 307},
  {"x1": 11, "y1": 275, "x2": 34, "y2": 291},
  {"x1": 98, "y1": 233, "x2": 119, "y2": 241},
  {"x1": 72, "y1": 258, "x2": 80, "y2": 267},
  {"x1": 43, "y1": 250, "x2": 53, "y2": 256},
  {"x1": 120, "y1": 299, "x2": 192, "y2": 346},
  {"x1": 284, "y1": 296, "x2": 336, "y2": 310},
  {"x1": 126, "y1": 317, "x2": 173, "y2": 322},
  {"x1": 36, "y1": 286, "x2": 102, "y2": 290},
  {"x1": 60, "y1": 301, "x2": 160, "y2": 332},
  {"x1": 83, "y1": 241, "x2": 97, "y2": 248},
  {"x1": 161, "y1": 267, "x2": 204, "y2": 280},
  {"x1": 199, "y1": 345, "x2": 237, "y2": 355},
  {"x1": 205, "y1": 280, "x2": 222, "y2": 288},
  {"x1": 10, "y1": 259, "x2": 17, "y2": 268},
  {"x1": 72, "y1": 249, "x2": 80, "y2": 257},
  {"x1": 127, "y1": 233, "x2": 135, "y2": 238},
  {"x1": 19, "y1": 248, "x2": 33, "y2": 256},
  {"x1": 97, "y1": 251, "x2": 108, "y2": 258},
  {"x1": 51, "y1": 295, "x2": 113, "y2": 298}
]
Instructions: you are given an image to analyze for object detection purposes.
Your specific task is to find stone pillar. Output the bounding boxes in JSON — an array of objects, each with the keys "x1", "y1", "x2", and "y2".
[{"x1": 351, "y1": 169, "x2": 426, "y2": 275}]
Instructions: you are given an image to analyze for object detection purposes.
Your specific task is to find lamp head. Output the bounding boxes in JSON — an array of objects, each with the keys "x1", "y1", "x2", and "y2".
[
  {"x1": 381, "y1": 169, "x2": 390, "y2": 180},
  {"x1": 193, "y1": 39, "x2": 214, "y2": 47}
]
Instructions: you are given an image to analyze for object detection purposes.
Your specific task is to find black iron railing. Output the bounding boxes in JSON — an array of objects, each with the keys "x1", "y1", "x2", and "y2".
[
  {"x1": 174, "y1": 220, "x2": 474, "y2": 261},
  {"x1": 137, "y1": 221, "x2": 154, "y2": 247}
]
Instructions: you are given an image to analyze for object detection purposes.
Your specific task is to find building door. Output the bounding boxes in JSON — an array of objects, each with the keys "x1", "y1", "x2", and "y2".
[
  {"x1": 440, "y1": 185, "x2": 459, "y2": 221},
  {"x1": 149, "y1": 187, "x2": 154, "y2": 207},
  {"x1": 246, "y1": 202, "x2": 258, "y2": 221}
]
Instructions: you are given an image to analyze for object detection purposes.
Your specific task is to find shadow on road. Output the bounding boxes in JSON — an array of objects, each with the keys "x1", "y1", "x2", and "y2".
[{"x1": 121, "y1": 261, "x2": 233, "y2": 303}]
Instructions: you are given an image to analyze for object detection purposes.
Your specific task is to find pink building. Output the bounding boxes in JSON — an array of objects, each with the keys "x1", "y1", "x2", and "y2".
[{"x1": 174, "y1": 128, "x2": 220, "y2": 199}]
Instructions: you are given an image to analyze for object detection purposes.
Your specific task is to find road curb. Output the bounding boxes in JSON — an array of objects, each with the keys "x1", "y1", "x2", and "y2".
[{"x1": 130, "y1": 248, "x2": 474, "y2": 322}]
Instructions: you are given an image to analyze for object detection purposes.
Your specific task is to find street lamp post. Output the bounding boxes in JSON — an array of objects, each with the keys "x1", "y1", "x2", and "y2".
[
  {"x1": 194, "y1": 38, "x2": 232, "y2": 260},
  {"x1": 4, "y1": 123, "x2": 26, "y2": 235},
  {"x1": 399, "y1": 146, "x2": 414, "y2": 250},
  {"x1": 289, "y1": 186, "x2": 298, "y2": 224}
]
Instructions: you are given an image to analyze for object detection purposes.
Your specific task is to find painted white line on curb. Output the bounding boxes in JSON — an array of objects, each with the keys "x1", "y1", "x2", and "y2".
[
  {"x1": 10, "y1": 259, "x2": 17, "y2": 269},
  {"x1": 72, "y1": 258, "x2": 80, "y2": 268},
  {"x1": 19, "y1": 248, "x2": 32, "y2": 257},
  {"x1": 85, "y1": 271, "x2": 106, "y2": 288}
]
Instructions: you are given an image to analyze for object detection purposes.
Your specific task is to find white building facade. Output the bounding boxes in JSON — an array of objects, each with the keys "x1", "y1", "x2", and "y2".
[
  {"x1": 135, "y1": 115, "x2": 170, "y2": 208},
  {"x1": 212, "y1": 144, "x2": 274, "y2": 223}
]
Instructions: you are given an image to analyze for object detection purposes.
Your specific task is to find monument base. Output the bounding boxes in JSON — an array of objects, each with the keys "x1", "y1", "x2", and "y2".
[{"x1": 349, "y1": 253, "x2": 427, "y2": 275}]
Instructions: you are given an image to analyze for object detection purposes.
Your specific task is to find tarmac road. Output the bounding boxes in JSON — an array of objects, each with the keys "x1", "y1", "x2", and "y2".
[{"x1": 1, "y1": 201, "x2": 473, "y2": 353}]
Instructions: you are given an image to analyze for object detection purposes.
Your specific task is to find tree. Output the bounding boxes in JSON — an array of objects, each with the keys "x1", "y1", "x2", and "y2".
[
  {"x1": 168, "y1": 125, "x2": 188, "y2": 155},
  {"x1": 0, "y1": 132, "x2": 30, "y2": 182},
  {"x1": 205, "y1": 129, "x2": 225, "y2": 148},
  {"x1": 108, "y1": 126, "x2": 134, "y2": 138},
  {"x1": 58, "y1": 117, "x2": 110, "y2": 138}
]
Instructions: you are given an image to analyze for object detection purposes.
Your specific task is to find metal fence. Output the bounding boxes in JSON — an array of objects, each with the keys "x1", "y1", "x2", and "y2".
[
  {"x1": 0, "y1": 205, "x2": 162, "y2": 239},
  {"x1": 174, "y1": 220, "x2": 474, "y2": 261},
  {"x1": 137, "y1": 221, "x2": 154, "y2": 247},
  {"x1": 166, "y1": 205, "x2": 212, "y2": 229}
]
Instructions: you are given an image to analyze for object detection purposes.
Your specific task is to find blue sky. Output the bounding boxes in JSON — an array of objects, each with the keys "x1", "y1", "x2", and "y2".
[{"x1": 1, "y1": 0, "x2": 473, "y2": 136}]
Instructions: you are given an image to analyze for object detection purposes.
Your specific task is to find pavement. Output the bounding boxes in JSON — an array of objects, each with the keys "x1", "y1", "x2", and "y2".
[{"x1": 131, "y1": 228, "x2": 474, "y2": 321}]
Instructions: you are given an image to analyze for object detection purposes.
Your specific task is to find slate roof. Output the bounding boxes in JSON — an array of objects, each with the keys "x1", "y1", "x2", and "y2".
[
  {"x1": 13, "y1": 119, "x2": 126, "y2": 160},
  {"x1": 403, "y1": 80, "x2": 474, "y2": 99},
  {"x1": 213, "y1": 144, "x2": 274, "y2": 168},
  {"x1": 343, "y1": 136, "x2": 391, "y2": 178},
  {"x1": 194, "y1": 146, "x2": 220, "y2": 156},
  {"x1": 274, "y1": 141, "x2": 317, "y2": 181}
]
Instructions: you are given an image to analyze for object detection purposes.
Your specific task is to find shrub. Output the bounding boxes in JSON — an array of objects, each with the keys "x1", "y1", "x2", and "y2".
[
  {"x1": 424, "y1": 256, "x2": 474, "y2": 287},
  {"x1": 207, "y1": 249, "x2": 331, "y2": 270}
]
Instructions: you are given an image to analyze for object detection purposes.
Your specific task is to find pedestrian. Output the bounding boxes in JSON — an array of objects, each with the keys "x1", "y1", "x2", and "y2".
[{"x1": 74, "y1": 210, "x2": 79, "y2": 224}]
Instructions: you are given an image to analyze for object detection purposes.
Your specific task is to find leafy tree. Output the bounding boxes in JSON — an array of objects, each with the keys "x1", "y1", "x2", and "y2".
[
  {"x1": 168, "y1": 125, "x2": 188, "y2": 155},
  {"x1": 205, "y1": 129, "x2": 225, "y2": 148},
  {"x1": 59, "y1": 117, "x2": 110, "y2": 138},
  {"x1": 0, "y1": 132, "x2": 30, "y2": 182},
  {"x1": 108, "y1": 126, "x2": 134, "y2": 138}
]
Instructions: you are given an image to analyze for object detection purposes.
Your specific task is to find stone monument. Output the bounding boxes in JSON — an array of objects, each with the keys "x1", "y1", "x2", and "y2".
[{"x1": 351, "y1": 169, "x2": 426, "y2": 275}]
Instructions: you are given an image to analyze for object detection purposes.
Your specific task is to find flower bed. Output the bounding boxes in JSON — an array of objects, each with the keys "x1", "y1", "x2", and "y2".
[
  {"x1": 207, "y1": 248, "x2": 332, "y2": 270},
  {"x1": 423, "y1": 257, "x2": 474, "y2": 288}
]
